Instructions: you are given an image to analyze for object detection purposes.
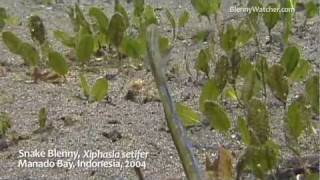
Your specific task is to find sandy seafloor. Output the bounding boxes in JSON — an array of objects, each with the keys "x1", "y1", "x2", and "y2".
[{"x1": 0, "y1": 0, "x2": 319, "y2": 179}]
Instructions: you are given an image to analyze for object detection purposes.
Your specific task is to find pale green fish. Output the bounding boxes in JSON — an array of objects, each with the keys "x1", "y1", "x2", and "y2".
[{"x1": 146, "y1": 25, "x2": 204, "y2": 180}]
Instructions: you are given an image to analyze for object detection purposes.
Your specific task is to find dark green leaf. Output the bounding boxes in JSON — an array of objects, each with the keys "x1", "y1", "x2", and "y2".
[
  {"x1": 40, "y1": 41, "x2": 51, "y2": 57},
  {"x1": 76, "y1": 33, "x2": 94, "y2": 63},
  {"x1": 89, "y1": 7, "x2": 109, "y2": 34},
  {"x1": 224, "y1": 86, "x2": 238, "y2": 101},
  {"x1": 28, "y1": 15, "x2": 46, "y2": 45},
  {"x1": 133, "y1": 0, "x2": 144, "y2": 17},
  {"x1": 305, "y1": 1, "x2": 318, "y2": 19},
  {"x1": 38, "y1": 107, "x2": 47, "y2": 128},
  {"x1": 195, "y1": 48, "x2": 210, "y2": 76},
  {"x1": 2, "y1": 31, "x2": 23, "y2": 54},
  {"x1": 204, "y1": 101, "x2": 230, "y2": 133},
  {"x1": 165, "y1": 9, "x2": 176, "y2": 39},
  {"x1": 229, "y1": 50, "x2": 241, "y2": 82},
  {"x1": 0, "y1": 18, "x2": 4, "y2": 32},
  {"x1": 0, "y1": 112, "x2": 11, "y2": 137},
  {"x1": 280, "y1": 46, "x2": 300, "y2": 75},
  {"x1": 214, "y1": 55, "x2": 229, "y2": 92},
  {"x1": 239, "y1": 58, "x2": 253, "y2": 77},
  {"x1": 241, "y1": 69, "x2": 261, "y2": 104},
  {"x1": 256, "y1": 56, "x2": 269, "y2": 76},
  {"x1": 165, "y1": 9, "x2": 177, "y2": 29},
  {"x1": 66, "y1": 6, "x2": 79, "y2": 32},
  {"x1": 262, "y1": 141, "x2": 280, "y2": 171},
  {"x1": 247, "y1": 0, "x2": 262, "y2": 29},
  {"x1": 236, "y1": 22, "x2": 253, "y2": 47},
  {"x1": 255, "y1": 56, "x2": 268, "y2": 94},
  {"x1": 191, "y1": 0, "x2": 220, "y2": 17},
  {"x1": 159, "y1": 36, "x2": 170, "y2": 55},
  {"x1": 240, "y1": 141, "x2": 279, "y2": 178},
  {"x1": 93, "y1": 32, "x2": 107, "y2": 51},
  {"x1": 19, "y1": 42, "x2": 39, "y2": 66},
  {"x1": 286, "y1": 95, "x2": 312, "y2": 140},
  {"x1": 238, "y1": 116, "x2": 251, "y2": 145},
  {"x1": 48, "y1": 51, "x2": 69, "y2": 76},
  {"x1": 115, "y1": 1, "x2": 130, "y2": 28},
  {"x1": 143, "y1": 5, "x2": 157, "y2": 26},
  {"x1": 75, "y1": 4, "x2": 91, "y2": 33},
  {"x1": 4, "y1": 16, "x2": 20, "y2": 26},
  {"x1": 247, "y1": 98, "x2": 270, "y2": 145},
  {"x1": 53, "y1": 30, "x2": 75, "y2": 48},
  {"x1": 263, "y1": 3, "x2": 280, "y2": 31},
  {"x1": 220, "y1": 24, "x2": 237, "y2": 53},
  {"x1": 305, "y1": 75, "x2": 319, "y2": 114},
  {"x1": 178, "y1": 11, "x2": 190, "y2": 28},
  {"x1": 108, "y1": 13, "x2": 126, "y2": 48},
  {"x1": 90, "y1": 78, "x2": 109, "y2": 102},
  {"x1": 199, "y1": 79, "x2": 220, "y2": 112},
  {"x1": 0, "y1": 7, "x2": 7, "y2": 19},
  {"x1": 267, "y1": 64, "x2": 289, "y2": 103},
  {"x1": 176, "y1": 102, "x2": 201, "y2": 127},
  {"x1": 282, "y1": 0, "x2": 295, "y2": 45},
  {"x1": 0, "y1": 8, "x2": 6, "y2": 31},
  {"x1": 192, "y1": 30, "x2": 210, "y2": 43},
  {"x1": 289, "y1": 58, "x2": 310, "y2": 82},
  {"x1": 120, "y1": 36, "x2": 146, "y2": 58},
  {"x1": 79, "y1": 74, "x2": 90, "y2": 98}
]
